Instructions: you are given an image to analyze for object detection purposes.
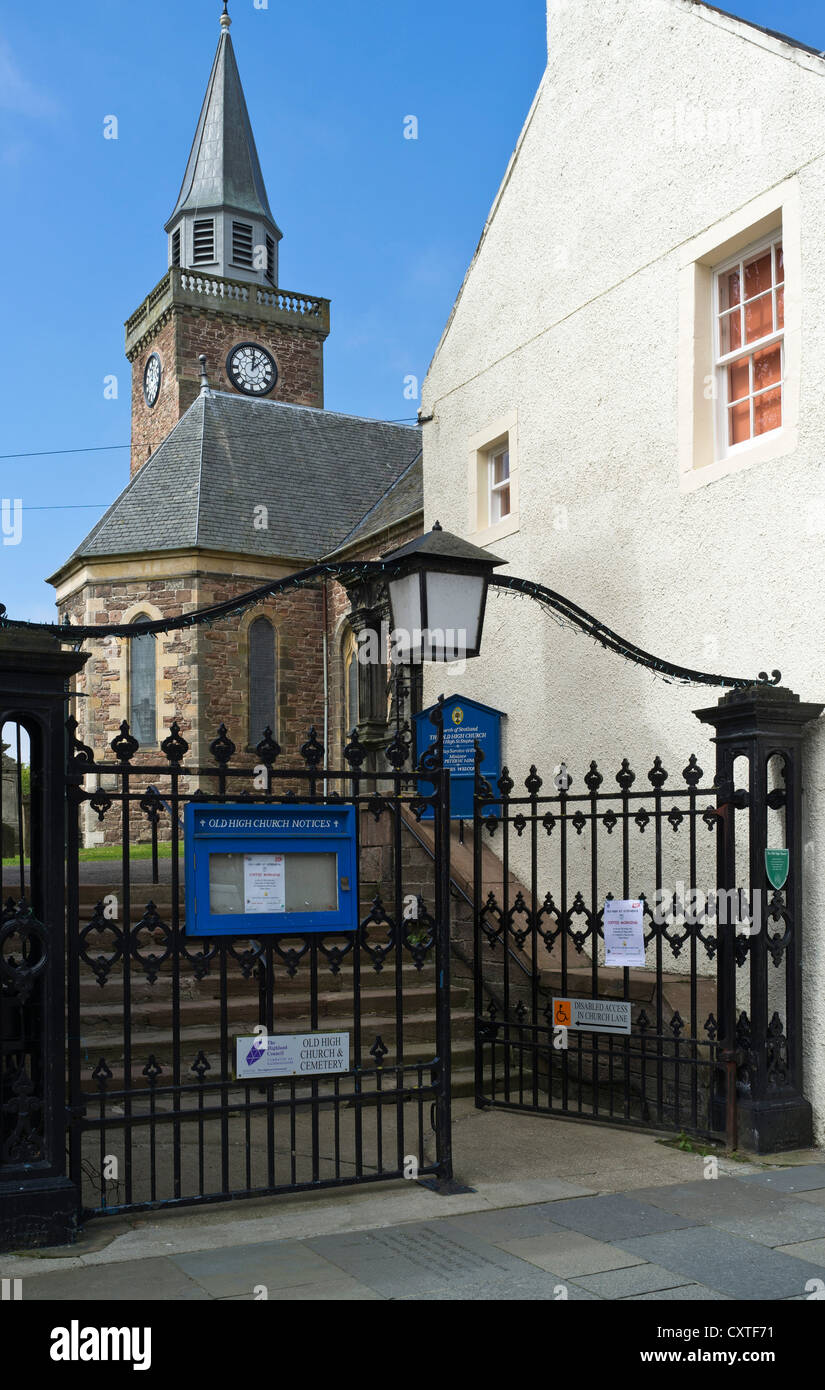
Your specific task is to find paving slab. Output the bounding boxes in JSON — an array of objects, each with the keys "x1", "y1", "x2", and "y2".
[
  {"x1": 263, "y1": 1278, "x2": 386, "y2": 1301},
  {"x1": 737, "y1": 1164, "x2": 825, "y2": 1193},
  {"x1": 171, "y1": 1240, "x2": 341, "y2": 1298},
  {"x1": 628, "y1": 1285, "x2": 731, "y2": 1301},
  {"x1": 573, "y1": 1263, "x2": 695, "y2": 1298},
  {"x1": 530, "y1": 1193, "x2": 698, "y2": 1241},
  {"x1": 628, "y1": 1175, "x2": 813, "y2": 1222},
  {"x1": 397, "y1": 1273, "x2": 601, "y2": 1301},
  {"x1": 494, "y1": 1229, "x2": 646, "y2": 1278},
  {"x1": 795, "y1": 1190, "x2": 825, "y2": 1208},
  {"x1": 441, "y1": 1204, "x2": 569, "y2": 1241},
  {"x1": 21, "y1": 1256, "x2": 211, "y2": 1302},
  {"x1": 773, "y1": 1239, "x2": 825, "y2": 1268},
  {"x1": 625, "y1": 1175, "x2": 825, "y2": 1246},
  {"x1": 305, "y1": 1221, "x2": 529, "y2": 1298},
  {"x1": 614, "y1": 1226, "x2": 825, "y2": 1300},
  {"x1": 712, "y1": 1205, "x2": 825, "y2": 1248}
]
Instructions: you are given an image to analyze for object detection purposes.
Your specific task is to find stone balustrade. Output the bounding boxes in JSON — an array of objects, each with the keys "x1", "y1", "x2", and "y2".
[{"x1": 125, "y1": 267, "x2": 330, "y2": 358}]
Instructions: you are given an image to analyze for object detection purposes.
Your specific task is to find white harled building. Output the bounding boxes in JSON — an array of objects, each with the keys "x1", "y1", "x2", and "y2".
[{"x1": 421, "y1": 0, "x2": 825, "y2": 1142}]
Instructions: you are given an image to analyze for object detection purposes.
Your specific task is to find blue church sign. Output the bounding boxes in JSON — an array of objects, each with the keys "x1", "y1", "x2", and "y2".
[
  {"x1": 184, "y1": 803, "x2": 358, "y2": 937},
  {"x1": 414, "y1": 694, "x2": 505, "y2": 820}
]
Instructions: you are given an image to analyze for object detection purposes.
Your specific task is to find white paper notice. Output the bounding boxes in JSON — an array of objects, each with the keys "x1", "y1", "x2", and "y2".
[
  {"x1": 603, "y1": 899, "x2": 646, "y2": 967},
  {"x1": 243, "y1": 854, "x2": 285, "y2": 914}
]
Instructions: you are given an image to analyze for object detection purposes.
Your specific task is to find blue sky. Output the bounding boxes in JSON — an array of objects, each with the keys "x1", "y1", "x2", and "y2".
[{"x1": 1, "y1": 0, "x2": 824, "y2": 622}]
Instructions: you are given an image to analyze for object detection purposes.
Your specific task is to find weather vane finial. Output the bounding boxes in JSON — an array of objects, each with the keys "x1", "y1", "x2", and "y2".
[{"x1": 220, "y1": 1, "x2": 231, "y2": 29}]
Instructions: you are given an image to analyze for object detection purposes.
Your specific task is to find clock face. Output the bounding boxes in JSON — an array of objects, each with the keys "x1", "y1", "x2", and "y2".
[
  {"x1": 226, "y1": 342, "x2": 278, "y2": 396},
  {"x1": 143, "y1": 353, "x2": 162, "y2": 408}
]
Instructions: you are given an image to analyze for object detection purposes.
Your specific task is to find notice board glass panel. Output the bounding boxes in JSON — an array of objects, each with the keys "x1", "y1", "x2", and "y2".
[{"x1": 208, "y1": 852, "x2": 338, "y2": 916}]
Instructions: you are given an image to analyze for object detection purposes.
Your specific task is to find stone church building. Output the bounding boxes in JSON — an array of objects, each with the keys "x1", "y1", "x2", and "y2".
[{"x1": 48, "y1": 7, "x2": 423, "y2": 843}]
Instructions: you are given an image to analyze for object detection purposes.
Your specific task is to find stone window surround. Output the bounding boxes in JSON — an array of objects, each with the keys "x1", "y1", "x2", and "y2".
[
  {"x1": 466, "y1": 408, "x2": 520, "y2": 544},
  {"x1": 678, "y1": 176, "x2": 801, "y2": 493}
]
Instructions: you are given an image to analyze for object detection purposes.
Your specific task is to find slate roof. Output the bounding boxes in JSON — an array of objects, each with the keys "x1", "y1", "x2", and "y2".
[
  {"x1": 328, "y1": 453, "x2": 423, "y2": 556},
  {"x1": 165, "y1": 27, "x2": 276, "y2": 230},
  {"x1": 60, "y1": 393, "x2": 422, "y2": 570}
]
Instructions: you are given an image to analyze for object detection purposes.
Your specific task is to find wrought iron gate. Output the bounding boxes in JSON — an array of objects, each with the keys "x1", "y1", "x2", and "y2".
[
  {"x1": 63, "y1": 715, "x2": 453, "y2": 1219},
  {"x1": 473, "y1": 748, "x2": 732, "y2": 1138},
  {"x1": 1, "y1": 620, "x2": 818, "y2": 1252}
]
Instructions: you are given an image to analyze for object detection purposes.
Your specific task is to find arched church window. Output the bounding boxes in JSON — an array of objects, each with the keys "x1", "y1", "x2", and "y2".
[
  {"x1": 343, "y1": 626, "x2": 359, "y2": 738},
  {"x1": 249, "y1": 617, "x2": 277, "y2": 742},
  {"x1": 129, "y1": 618, "x2": 156, "y2": 747}
]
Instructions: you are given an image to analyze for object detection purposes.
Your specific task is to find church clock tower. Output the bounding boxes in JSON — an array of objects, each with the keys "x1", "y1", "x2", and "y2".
[{"x1": 126, "y1": 4, "x2": 329, "y2": 475}]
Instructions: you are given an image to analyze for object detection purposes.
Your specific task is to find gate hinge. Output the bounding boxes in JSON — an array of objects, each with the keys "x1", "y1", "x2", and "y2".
[{"x1": 712, "y1": 778, "x2": 750, "y2": 813}]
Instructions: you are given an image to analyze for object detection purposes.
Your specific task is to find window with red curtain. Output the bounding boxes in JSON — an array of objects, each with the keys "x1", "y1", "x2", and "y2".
[{"x1": 715, "y1": 235, "x2": 784, "y2": 453}]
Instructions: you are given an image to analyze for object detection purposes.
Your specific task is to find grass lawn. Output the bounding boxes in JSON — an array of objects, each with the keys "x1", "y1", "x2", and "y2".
[{"x1": 2, "y1": 843, "x2": 174, "y2": 868}]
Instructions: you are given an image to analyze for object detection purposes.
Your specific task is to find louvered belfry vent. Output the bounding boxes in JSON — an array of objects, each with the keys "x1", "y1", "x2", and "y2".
[
  {"x1": 233, "y1": 221, "x2": 254, "y2": 269},
  {"x1": 265, "y1": 234, "x2": 276, "y2": 284},
  {"x1": 171, "y1": 229, "x2": 181, "y2": 267},
  {"x1": 192, "y1": 219, "x2": 215, "y2": 264}
]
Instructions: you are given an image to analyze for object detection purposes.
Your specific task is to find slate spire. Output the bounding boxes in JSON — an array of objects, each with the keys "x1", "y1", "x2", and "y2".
[{"x1": 165, "y1": 3, "x2": 282, "y2": 286}]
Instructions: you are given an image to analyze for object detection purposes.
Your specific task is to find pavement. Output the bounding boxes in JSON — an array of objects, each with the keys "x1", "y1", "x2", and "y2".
[{"x1": 5, "y1": 1101, "x2": 825, "y2": 1302}]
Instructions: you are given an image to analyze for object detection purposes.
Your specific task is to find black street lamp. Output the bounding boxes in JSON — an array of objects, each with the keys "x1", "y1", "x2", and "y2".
[{"x1": 382, "y1": 522, "x2": 504, "y2": 663}]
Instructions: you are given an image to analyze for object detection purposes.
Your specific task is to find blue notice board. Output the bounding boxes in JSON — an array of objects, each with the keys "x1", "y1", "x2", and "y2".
[
  {"x1": 184, "y1": 803, "x2": 357, "y2": 937},
  {"x1": 414, "y1": 695, "x2": 505, "y2": 820}
]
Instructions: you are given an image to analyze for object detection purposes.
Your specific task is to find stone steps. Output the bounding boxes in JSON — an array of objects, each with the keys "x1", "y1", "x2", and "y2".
[
  {"x1": 78, "y1": 978, "x2": 466, "y2": 1015},
  {"x1": 78, "y1": 996, "x2": 474, "y2": 1042},
  {"x1": 75, "y1": 959, "x2": 449, "y2": 1003}
]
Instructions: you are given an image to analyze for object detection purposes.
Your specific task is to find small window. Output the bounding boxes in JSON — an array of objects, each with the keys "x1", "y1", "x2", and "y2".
[
  {"x1": 193, "y1": 219, "x2": 215, "y2": 264},
  {"x1": 171, "y1": 228, "x2": 181, "y2": 267},
  {"x1": 489, "y1": 445, "x2": 511, "y2": 524},
  {"x1": 714, "y1": 233, "x2": 784, "y2": 455},
  {"x1": 265, "y1": 234, "x2": 276, "y2": 284},
  {"x1": 467, "y1": 411, "x2": 519, "y2": 539},
  {"x1": 129, "y1": 619, "x2": 156, "y2": 747},
  {"x1": 249, "y1": 617, "x2": 276, "y2": 742},
  {"x1": 232, "y1": 221, "x2": 254, "y2": 269}
]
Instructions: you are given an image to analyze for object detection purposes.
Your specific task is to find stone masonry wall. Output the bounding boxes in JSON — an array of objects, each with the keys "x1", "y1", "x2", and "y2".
[
  {"x1": 61, "y1": 576, "x2": 200, "y2": 847},
  {"x1": 199, "y1": 580, "x2": 325, "y2": 766},
  {"x1": 60, "y1": 567, "x2": 326, "y2": 846}
]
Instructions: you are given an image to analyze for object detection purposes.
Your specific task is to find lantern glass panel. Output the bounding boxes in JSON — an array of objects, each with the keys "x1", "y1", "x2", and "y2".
[
  {"x1": 424, "y1": 571, "x2": 485, "y2": 659},
  {"x1": 387, "y1": 571, "x2": 422, "y2": 660}
]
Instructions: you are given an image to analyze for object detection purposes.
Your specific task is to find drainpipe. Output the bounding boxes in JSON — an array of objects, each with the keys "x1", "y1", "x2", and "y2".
[{"x1": 322, "y1": 579, "x2": 329, "y2": 797}]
